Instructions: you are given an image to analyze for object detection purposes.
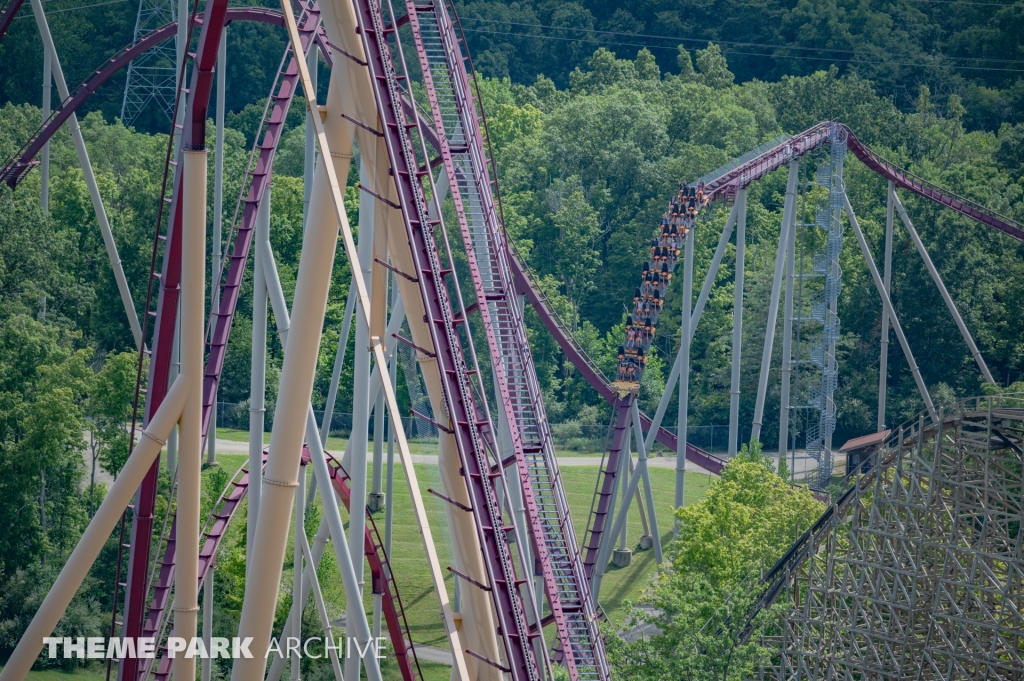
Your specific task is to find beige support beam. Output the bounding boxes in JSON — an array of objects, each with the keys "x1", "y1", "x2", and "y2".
[
  {"x1": 0, "y1": 379, "x2": 187, "y2": 681},
  {"x1": 269, "y1": 2, "x2": 470, "y2": 678},
  {"x1": 173, "y1": 149, "x2": 207, "y2": 681}
]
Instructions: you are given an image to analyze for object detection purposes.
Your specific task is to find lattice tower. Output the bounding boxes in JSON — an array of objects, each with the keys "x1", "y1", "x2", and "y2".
[
  {"x1": 792, "y1": 124, "x2": 847, "y2": 488},
  {"x1": 119, "y1": 0, "x2": 178, "y2": 126},
  {"x1": 755, "y1": 394, "x2": 1024, "y2": 679}
]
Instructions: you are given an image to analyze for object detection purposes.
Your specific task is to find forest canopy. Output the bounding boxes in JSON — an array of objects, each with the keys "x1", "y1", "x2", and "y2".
[{"x1": 1, "y1": 0, "x2": 1024, "y2": 670}]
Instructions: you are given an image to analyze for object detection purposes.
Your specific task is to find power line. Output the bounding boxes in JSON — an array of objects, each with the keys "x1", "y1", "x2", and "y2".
[
  {"x1": 459, "y1": 17, "x2": 1024, "y2": 66},
  {"x1": 15, "y1": 0, "x2": 129, "y2": 18},
  {"x1": 908, "y1": 0, "x2": 1021, "y2": 7},
  {"x1": 460, "y1": 26, "x2": 1024, "y2": 74}
]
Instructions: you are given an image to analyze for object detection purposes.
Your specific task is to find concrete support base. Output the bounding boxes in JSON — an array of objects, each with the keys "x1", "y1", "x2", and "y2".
[
  {"x1": 367, "y1": 492, "x2": 385, "y2": 513},
  {"x1": 612, "y1": 548, "x2": 633, "y2": 568},
  {"x1": 637, "y1": 535, "x2": 653, "y2": 551}
]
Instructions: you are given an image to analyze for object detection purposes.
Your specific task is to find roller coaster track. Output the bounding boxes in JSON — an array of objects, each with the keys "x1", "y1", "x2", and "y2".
[
  {"x1": 0, "y1": 0, "x2": 23, "y2": 43},
  {"x1": 4, "y1": 7, "x2": 1024, "y2": 679},
  {"x1": 352, "y1": 0, "x2": 543, "y2": 675},
  {"x1": 404, "y1": 1, "x2": 605, "y2": 676},
  {"x1": 740, "y1": 395, "x2": 1024, "y2": 644},
  {"x1": 132, "y1": 448, "x2": 423, "y2": 681}
]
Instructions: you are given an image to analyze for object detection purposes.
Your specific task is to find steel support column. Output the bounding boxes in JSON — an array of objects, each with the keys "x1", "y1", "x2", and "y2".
[
  {"x1": 844, "y1": 194, "x2": 936, "y2": 420},
  {"x1": 247, "y1": 187, "x2": 270, "y2": 563},
  {"x1": 675, "y1": 218, "x2": 694, "y2": 536},
  {"x1": 879, "y1": 181, "x2": 894, "y2": 431},
  {"x1": 729, "y1": 189, "x2": 747, "y2": 456},
  {"x1": 29, "y1": 0, "x2": 142, "y2": 348},
  {"x1": 172, "y1": 148, "x2": 207, "y2": 681},
  {"x1": 751, "y1": 161, "x2": 799, "y2": 444},
  {"x1": 207, "y1": 31, "x2": 226, "y2": 468},
  {"x1": 778, "y1": 166, "x2": 800, "y2": 472},
  {"x1": 893, "y1": 192, "x2": 995, "y2": 385}
]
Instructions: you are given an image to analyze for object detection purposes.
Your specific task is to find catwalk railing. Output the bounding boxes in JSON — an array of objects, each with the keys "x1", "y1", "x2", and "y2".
[
  {"x1": 352, "y1": 0, "x2": 540, "y2": 676},
  {"x1": 406, "y1": 0, "x2": 606, "y2": 676}
]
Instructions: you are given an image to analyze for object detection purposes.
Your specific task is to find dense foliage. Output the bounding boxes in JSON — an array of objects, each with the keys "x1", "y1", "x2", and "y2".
[
  {"x1": 1, "y1": 0, "x2": 1024, "y2": 671},
  {"x1": 3, "y1": 0, "x2": 1024, "y2": 135},
  {"x1": 605, "y1": 442, "x2": 823, "y2": 679}
]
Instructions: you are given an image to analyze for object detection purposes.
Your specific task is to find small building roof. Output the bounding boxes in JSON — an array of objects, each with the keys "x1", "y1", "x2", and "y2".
[{"x1": 839, "y1": 429, "x2": 891, "y2": 452}]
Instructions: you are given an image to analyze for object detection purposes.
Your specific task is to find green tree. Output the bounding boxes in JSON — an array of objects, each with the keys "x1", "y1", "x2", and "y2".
[
  {"x1": 607, "y1": 440, "x2": 823, "y2": 679},
  {"x1": 696, "y1": 43, "x2": 735, "y2": 90},
  {"x1": 89, "y1": 350, "x2": 141, "y2": 479}
]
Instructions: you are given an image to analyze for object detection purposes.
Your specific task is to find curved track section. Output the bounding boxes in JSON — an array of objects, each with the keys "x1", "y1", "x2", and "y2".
[
  {"x1": 0, "y1": 7, "x2": 284, "y2": 189},
  {"x1": 0, "y1": 0, "x2": 24, "y2": 44},
  {"x1": 132, "y1": 450, "x2": 423, "y2": 681}
]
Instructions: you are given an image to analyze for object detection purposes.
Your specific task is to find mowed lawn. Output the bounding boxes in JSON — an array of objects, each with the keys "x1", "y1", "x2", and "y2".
[
  {"x1": 211, "y1": 446, "x2": 712, "y2": 635},
  {"x1": 25, "y1": 449, "x2": 711, "y2": 680}
]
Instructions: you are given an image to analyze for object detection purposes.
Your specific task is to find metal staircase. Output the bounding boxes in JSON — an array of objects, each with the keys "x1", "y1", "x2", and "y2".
[
  {"x1": 351, "y1": 0, "x2": 540, "y2": 677},
  {"x1": 404, "y1": 1, "x2": 607, "y2": 677}
]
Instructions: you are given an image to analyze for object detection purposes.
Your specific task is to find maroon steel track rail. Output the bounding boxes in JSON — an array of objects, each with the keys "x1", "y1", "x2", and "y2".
[
  {"x1": 350, "y1": 0, "x2": 539, "y2": 676},
  {"x1": 121, "y1": 1, "x2": 231, "y2": 677},
  {"x1": 0, "y1": 12, "x2": 422, "y2": 681},
  {"x1": 0, "y1": 7, "x2": 284, "y2": 189},
  {"x1": 405, "y1": 0, "x2": 605, "y2": 676},
  {"x1": 143, "y1": 457, "x2": 265, "y2": 680},
  {"x1": 0, "y1": 0, "x2": 24, "y2": 43},
  {"x1": 325, "y1": 450, "x2": 425, "y2": 681},
  {"x1": 133, "y1": 449, "x2": 423, "y2": 681},
  {"x1": 843, "y1": 128, "x2": 1024, "y2": 243},
  {"x1": 508, "y1": 253, "x2": 727, "y2": 474},
  {"x1": 580, "y1": 397, "x2": 631, "y2": 580}
]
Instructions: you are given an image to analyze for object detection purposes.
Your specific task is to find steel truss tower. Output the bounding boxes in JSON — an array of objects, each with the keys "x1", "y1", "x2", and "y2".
[
  {"x1": 758, "y1": 395, "x2": 1024, "y2": 679},
  {"x1": 119, "y1": 0, "x2": 178, "y2": 126},
  {"x1": 792, "y1": 126, "x2": 847, "y2": 487}
]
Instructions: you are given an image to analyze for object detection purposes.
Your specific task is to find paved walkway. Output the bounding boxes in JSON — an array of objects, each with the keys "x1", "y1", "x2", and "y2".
[{"x1": 210, "y1": 438, "x2": 832, "y2": 480}]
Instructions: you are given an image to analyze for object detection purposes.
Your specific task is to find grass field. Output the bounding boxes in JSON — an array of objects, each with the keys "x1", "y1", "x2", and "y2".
[
  {"x1": 20, "y1": 448, "x2": 711, "y2": 678},
  {"x1": 211, "y1": 447, "x2": 711, "y2": 636},
  {"x1": 213, "y1": 427, "x2": 640, "y2": 458}
]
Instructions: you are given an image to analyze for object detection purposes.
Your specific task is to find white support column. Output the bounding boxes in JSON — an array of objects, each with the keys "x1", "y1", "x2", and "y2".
[
  {"x1": 893, "y1": 192, "x2": 995, "y2": 385},
  {"x1": 247, "y1": 189, "x2": 271, "y2": 563},
  {"x1": 290, "y1": 464, "x2": 305, "y2": 681},
  {"x1": 751, "y1": 162, "x2": 799, "y2": 444},
  {"x1": 319, "y1": 283, "x2": 356, "y2": 442},
  {"x1": 299, "y1": 531, "x2": 344, "y2": 681},
  {"x1": 173, "y1": 148, "x2": 207, "y2": 681},
  {"x1": 29, "y1": 0, "x2": 142, "y2": 349},
  {"x1": 778, "y1": 165, "x2": 800, "y2": 470},
  {"x1": 844, "y1": 194, "x2": 937, "y2": 420},
  {"x1": 208, "y1": 30, "x2": 226, "y2": 468},
  {"x1": 346, "y1": 160, "x2": 375, "y2": 681},
  {"x1": 728, "y1": 189, "x2": 747, "y2": 457},
  {"x1": 266, "y1": 516, "x2": 332, "y2": 681},
  {"x1": 879, "y1": 181, "x2": 894, "y2": 431},
  {"x1": 201, "y1": 570, "x2": 213, "y2": 681},
  {"x1": 41, "y1": 45, "x2": 51, "y2": 213},
  {"x1": 675, "y1": 220, "x2": 694, "y2": 535}
]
